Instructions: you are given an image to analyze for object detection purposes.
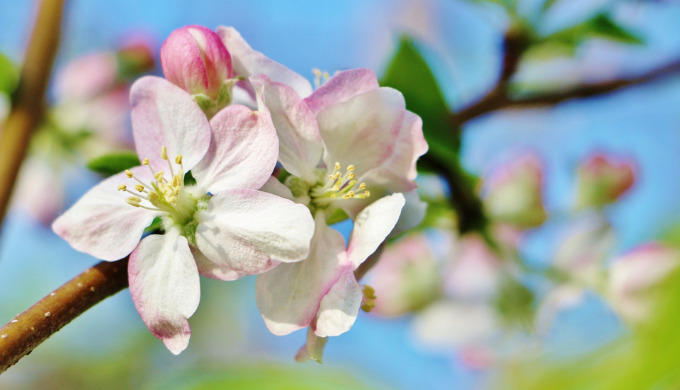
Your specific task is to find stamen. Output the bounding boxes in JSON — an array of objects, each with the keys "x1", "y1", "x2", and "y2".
[
  {"x1": 125, "y1": 170, "x2": 133, "y2": 178},
  {"x1": 175, "y1": 155, "x2": 183, "y2": 165},
  {"x1": 142, "y1": 158, "x2": 149, "y2": 165},
  {"x1": 161, "y1": 146, "x2": 168, "y2": 160},
  {"x1": 135, "y1": 184, "x2": 145, "y2": 193},
  {"x1": 117, "y1": 184, "x2": 127, "y2": 191}
]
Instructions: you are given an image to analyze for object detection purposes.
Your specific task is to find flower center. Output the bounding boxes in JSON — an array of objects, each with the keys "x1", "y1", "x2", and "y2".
[
  {"x1": 309, "y1": 162, "x2": 370, "y2": 207},
  {"x1": 118, "y1": 146, "x2": 198, "y2": 226}
]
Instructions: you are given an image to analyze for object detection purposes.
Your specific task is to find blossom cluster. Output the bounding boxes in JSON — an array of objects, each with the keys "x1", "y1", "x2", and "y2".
[
  {"x1": 368, "y1": 151, "x2": 676, "y2": 368},
  {"x1": 52, "y1": 25, "x2": 427, "y2": 357}
]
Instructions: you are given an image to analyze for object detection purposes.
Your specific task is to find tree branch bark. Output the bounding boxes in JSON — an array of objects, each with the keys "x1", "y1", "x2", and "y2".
[
  {"x1": 453, "y1": 58, "x2": 680, "y2": 126},
  {"x1": 0, "y1": 0, "x2": 65, "y2": 224},
  {"x1": 0, "y1": 258, "x2": 129, "y2": 373}
]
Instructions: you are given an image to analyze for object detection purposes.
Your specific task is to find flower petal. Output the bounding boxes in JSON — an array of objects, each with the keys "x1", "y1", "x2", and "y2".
[
  {"x1": 191, "y1": 103, "x2": 278, "y2": 193},
  {"x1": 130, "y1": 76, "x2": 211, "y2": 170},
  {"x1": 318, "y1": 87, "x2": 406, "y2": 180},
  {"x1": 128, "y1": 229, "x2": 200, "y2": 355},
  {"x1": 254, "y1": 75, "x2": 323, "y2": 182},
  {"x1": 256, "y1": 215, "x2": 347, "y2": 335},
  {"x1": 304, "y1": 68, "x2": 379, "y2": 115},
  {"x1": 195, "y1": 189, "x2": 314, "y2": 276},
  {"x1": 217, "y1": 27, "x2": 313, "y2": 98},
  {"x1": 52, "y1": 167, "x2": 161, "y2": 261},
  {"x1": 314, "y1": 269, "x2": 363, "y2": 337},
  {"x1": 347, "y1": 193, "x2": 405, "y2": 268},
  {"x1": 191, "y1": 246, "x2": 245, "y2": 281}
]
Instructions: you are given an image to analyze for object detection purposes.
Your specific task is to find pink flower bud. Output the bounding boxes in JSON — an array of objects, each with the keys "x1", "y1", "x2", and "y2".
[
  {"x1": 160, "y1": 25, "x2": 233, "y2": 99},
  {"x1": 608, "y1": 243, "x2": 680, "y2": 323},
  {"x1": 483, "y1": 154, "x2": 547, "y2": 229},
  {"x1": 574, "y1": 153, "x2": 635, "y2": 210}
]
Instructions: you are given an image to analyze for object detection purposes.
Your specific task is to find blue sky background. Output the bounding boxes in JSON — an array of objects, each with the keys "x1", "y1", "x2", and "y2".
[{"x1": 1, "y1": 0, "x2": 680, "y2": 389}]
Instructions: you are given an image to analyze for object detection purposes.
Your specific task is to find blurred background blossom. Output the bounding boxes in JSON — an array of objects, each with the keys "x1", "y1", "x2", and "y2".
[{"x1": 2, "y1": 0, "x2": 680, "y2": 389}]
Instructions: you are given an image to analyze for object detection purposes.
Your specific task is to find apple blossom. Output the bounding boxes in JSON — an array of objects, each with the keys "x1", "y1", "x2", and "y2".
[
  {"x1": 368, "y1": 233, "x2": 441, "y2": 317},
  {"x1": 161, "y1": 25, "x2": 235, "y2": 116},
  {"x1": 482, "y1": 154, "x2": 547, "y2": 229},
  {"x1": 256, "y1": 193, "x2": 405, "y2": 361},
  {"x1": 607, "y1": 243, "x2": 680, "y2": 323},
  {"x1": 53, "y1": 76, "x2": 314, "y2": 354},
  {"x1": 574, "y1": 152, "x2": 635, "y2": 210}
]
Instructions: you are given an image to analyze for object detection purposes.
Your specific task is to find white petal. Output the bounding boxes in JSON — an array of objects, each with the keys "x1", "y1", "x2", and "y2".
[
  {"x1": 52, "y1": 167, "x2": 161, "y2": 261},
  {"x1": 412, "y1": 301, "x2": 498, "y2": 349},
  {"x1": 256, "y1": 215, "x2": 347, "y2": 335},
  {"x1": 260, "y1": 176, "x2": 295, "y2": 201},
  {"x1": 318, "y1": 88, "x2": 406, "y2": 178},
  {"x1": 304, "y1": 68, "x2": 379, "y2": 114},
  {"x1": 191, "y1": 104, "x2": 278, "y2": 193},
  {"x1": 130, "y1": 76, "x2": 211, "y2": 170},
  {"x1": 254, "y1": 75, "x2": 323, "y2": 182},
  {"x1": 217, "y1": 27, "x2": 313, "y2": 97},
  {"x1": 192, "y1": 246, "x2": 245, "y2": 281},
  {"x1": 195, "y1": 189, "x2": 314, "y2": 275},
  {"x1": 128, "y1": 229, "x2": 200, "y2": 355},
  {"x1": 347, "y1": 193, "x2": 405, "y2": 268},
  {"x1": 314, "y1": 269, "x2": 363, "y2": 337}
]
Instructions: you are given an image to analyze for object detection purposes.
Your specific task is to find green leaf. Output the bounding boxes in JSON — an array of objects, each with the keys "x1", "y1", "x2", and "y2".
[
  {"x1": 87, "y1": 151, "x2": 140, "y2": 177},
  {"x1": 544, "y1": 13, "x2": 643, "y2": 49},
  {"x1": 381, "y1": 37, "x2": 459, "y2": 168},
  {"x1": 143, "y1": 217, "x2": 164, "y2": 236},
  {"x1": 0, "y1": 53, "x2": 18, "y2": 96}
]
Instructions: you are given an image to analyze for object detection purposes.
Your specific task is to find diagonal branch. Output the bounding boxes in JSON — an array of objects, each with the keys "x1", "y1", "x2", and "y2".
[
  {"x1": 0, "y1": 0, "x2": 65, "y2": 224},
  {"x1": 0, "y1": 258, "x2": 129, "y2": 373},
  {"x1": 453, "y1": 57, "x2": 680, "y2": 126}
]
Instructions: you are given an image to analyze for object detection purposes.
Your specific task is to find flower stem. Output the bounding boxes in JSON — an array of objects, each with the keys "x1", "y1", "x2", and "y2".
[
  {"x1": 0, "y1": 0, "x2": 65, "y2": 224},
  {"x1": 0, "y1": 258, "x2": 129, "y2": 373}
]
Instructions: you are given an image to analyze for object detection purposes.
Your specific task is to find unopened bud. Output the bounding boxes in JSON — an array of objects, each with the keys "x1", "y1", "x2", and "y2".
[{"x1": 160, "y1": 25, "x2": 233, "y2": 99}]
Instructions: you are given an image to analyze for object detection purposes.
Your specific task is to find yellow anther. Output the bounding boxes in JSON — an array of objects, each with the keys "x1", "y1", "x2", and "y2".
[
  {"x1": 322, "y1": 71, "x2": 330, "y2": 80},
  {"x1": 359, "y1": 183, "x2": 367, "y2": 190},
  {"x1": 313, "y1": 68, "x2": 322, "y2": 78},
  {"x1": 142, "y1": 158, "x2": 149, "y2": 165},
  {"x1": 154, "y1": 171, "x2": 165, "y2": 181},
  {"x1": 334, "y1": 162, "x2": 341, "y2": 171},
  {"x1": 347, "y1": 165, "x2": 355, "y2": 172},
  {"x1": 135, "y1": 184, "x2": 145, "y2": 192},
  {"x1": 126, "y1": 196, "x2": 141, "y2": 207},
  {"x1": 343, "y1": 191, "x2": 355, "y2": 199},
  {"x1": 125, "y1": 170, "x2": 133, "y2": 178},
  {"x1": 175, "y1": 155, "x2": 183, "y2": 165},
  {"x1": 161, "y1": 146, "x2": 168, "y2": 160},
  {"x1": 348, "y1": 172, "x2": 355, "y2": 180},
  {"x1": 364, "y1": 190, "x2": 370, "y2": 198},
  {"x1": 148, "y1": 192, "x2": 159, "y2": 202},
  {"x1": 173, "y1": 175, "x2": 181, "y2": 187},
  {"x1": 117, "y1": 184, "x2": 127, "y2": 191},
  {"x1": 361, "y1": 285, "x2": 377, "y2": 312}
]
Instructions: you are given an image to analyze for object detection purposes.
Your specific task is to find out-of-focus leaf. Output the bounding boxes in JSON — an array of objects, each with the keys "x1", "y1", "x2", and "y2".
[
  {"x1": 153, "y1": 364, "x2": 378, "y2": 390},
  {"x1": 540, "y1": 0, "x2": 560, "y2": 14},
  {"x1": 545, "y1": 13, "x2": 643, "y2": 49},
  {"x1": 381, "y1": 37, "x2": 458, "y2": 169},
  {"x1": 87, "y1": 151, "x2": 140, "y2": 177},
  {"x1": 0, "y1": 53, "x2": 18, "y2": 96}
]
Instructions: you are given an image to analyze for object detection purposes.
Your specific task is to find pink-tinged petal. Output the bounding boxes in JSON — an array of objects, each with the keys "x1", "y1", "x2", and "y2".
[
  {"x1": 55, "y1": 52, "x2": 118, "y2": 101},
  {"x1": 314, "y1": 269, "x2": 363, "y2": 337},
  {"x1": 347, "y1": 193, "x2": 405, "y2": 268},
  {"x1": 385, "y1": 110, "x2": 427, "y2": 181},
  {"x1": 391, "y1": 189, "x2": 427, "y2": 236},
  {"x1": 260, "y1": 176, "x2": 295, "y2": 201},
  {"x1": 217, "y1": 27, "x2": 313, "y2": 97},
  {"x1": 304, "y1": 68, "x2": 379, "y2": 115},
  {"x1": 195, "y1": 189, "x2": 314, "y2": 276},
  {"x1": 534, "y1": 284, "x2": 586, "y2": 335},
  {"x1": 191, "y1": 104, "x2": 277, "y2": 193},
  {"x1": 319, "y1": 88, "x2": 406, "y2": 179},
  {"x1": 130, "y1": 76, "x2": 211, "y2": 170},
  {"x1": 52, "y1": 167, "x2": 161, "y2": 261},
  {"x1": 161, "y1": 25, "x2": 233, "y2": 98},
  {"x1": 256, "y1": 214, "x2": 346, "y2": 335},
  {"x1": 191, "y1": 246, "x2": 244, "y2": 281},
  {"x1": 253, "y1": 75, "x2": 323, "y2": 182},
  {"x1": 128, "y1": 229, "x2": 200, "y2": 355}
]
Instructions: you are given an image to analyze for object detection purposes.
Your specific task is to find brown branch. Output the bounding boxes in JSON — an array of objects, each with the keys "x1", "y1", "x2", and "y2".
[
  {"x1": 454, "y1": 57, "x2": 680, "y2": 126},
  {"x1": 0, "y1": 258, "x2": 129, "y2": 373},
  {"x1": 0, "y1": 0, "x2": 65, "y2": 223}
]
